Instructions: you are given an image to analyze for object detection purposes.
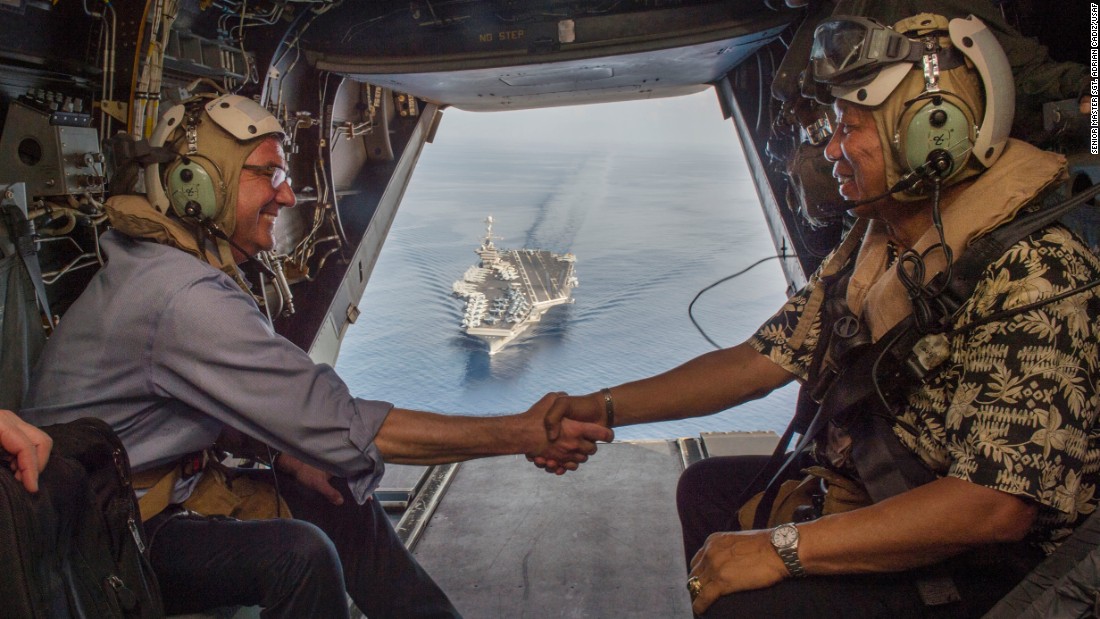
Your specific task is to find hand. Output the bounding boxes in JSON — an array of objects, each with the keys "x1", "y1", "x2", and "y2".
[
  {"x1": 543, "y1": 392, "x2": 605, "y2": 441},
  {"x1": 687, "y1": 530, "x2": 789, "y2": 614},
  {"x1": 275, "y1": 453, "x2": 344, "y2": 506},
  {"x1": 0, "y1": 410, "x2": 52, "y2": 493},
  {"x1": 528, "y1": 392, "x2": 606, "y2": 473},
  {"x1": 522, "y1": 393, "x2": 613, "y2": 475}
]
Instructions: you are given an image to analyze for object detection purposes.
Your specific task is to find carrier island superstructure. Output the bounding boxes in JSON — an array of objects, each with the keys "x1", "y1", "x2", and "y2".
[{"x1": 451, "y1": 217, "x2": 578, "y2": 354}]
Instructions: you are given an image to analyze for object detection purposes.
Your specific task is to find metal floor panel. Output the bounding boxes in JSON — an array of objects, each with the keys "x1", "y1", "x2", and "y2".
[
  {"x1": 411, "y1": 441, "x2": 694, "y2": 618},
  {"x1": 700, "y1": 430, "x2": 780, "y2": 458},
  {"x1": 378, "y1": 463, "x2": 431, "y2": 494},
  {"x1": 376, "y1": 463, "x2": 431, "y2": 507}
]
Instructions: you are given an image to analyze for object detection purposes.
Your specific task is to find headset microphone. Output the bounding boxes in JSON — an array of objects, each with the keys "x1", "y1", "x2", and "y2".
[
  {"x1": 815, "y1": 143, "x2": 964, "y2": 216},
  {"x1": 815, "y1": 165, "x2": 929, "y2": 216},
  {"x1": 179, "y1": 206, "x2": 278, "y2": 279}
]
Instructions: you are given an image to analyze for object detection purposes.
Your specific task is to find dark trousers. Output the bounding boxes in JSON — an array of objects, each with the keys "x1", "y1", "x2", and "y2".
[
  {"x1": 149, "y1": 471, "x2": 461, "y2": 618},
  {"x1": 676, "y1": 455, "x2": 1043, "y2": 618}
]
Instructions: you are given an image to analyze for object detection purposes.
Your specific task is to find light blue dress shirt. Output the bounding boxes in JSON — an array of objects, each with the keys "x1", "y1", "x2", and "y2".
[{"x1": 24, "y1": 231, "x2": 391, "y2": 504}]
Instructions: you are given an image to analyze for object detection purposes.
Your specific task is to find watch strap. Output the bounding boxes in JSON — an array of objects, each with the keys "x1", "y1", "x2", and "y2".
[{"x1": 771, "y1": 523, "x2": 807, "y2": 578}]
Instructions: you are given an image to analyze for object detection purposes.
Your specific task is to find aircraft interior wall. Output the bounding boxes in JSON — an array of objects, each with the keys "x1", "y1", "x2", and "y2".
[{"x1": 0, "y1": 0, "x2": 1092, "y2": 349}]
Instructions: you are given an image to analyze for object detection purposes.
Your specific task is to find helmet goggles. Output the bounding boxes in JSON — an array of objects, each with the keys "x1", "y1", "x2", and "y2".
[{"x1": 810, "y1": 16, "x2": 923, "y2": 87}]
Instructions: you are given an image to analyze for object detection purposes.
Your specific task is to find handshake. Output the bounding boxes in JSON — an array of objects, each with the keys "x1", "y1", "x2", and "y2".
[{"x1": 521, "y1": 391, "x2": 615, "y2": 475}]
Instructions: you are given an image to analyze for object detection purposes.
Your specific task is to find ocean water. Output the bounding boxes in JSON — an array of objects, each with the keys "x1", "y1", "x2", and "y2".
[{"x1": 334, "y1": 137, "x2": 799, "y2": 440}]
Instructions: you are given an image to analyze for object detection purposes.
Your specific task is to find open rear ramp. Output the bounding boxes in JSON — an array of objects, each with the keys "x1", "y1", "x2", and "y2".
[{"x1": 408, "y1": 441, "x2": 696, "y2": 618}]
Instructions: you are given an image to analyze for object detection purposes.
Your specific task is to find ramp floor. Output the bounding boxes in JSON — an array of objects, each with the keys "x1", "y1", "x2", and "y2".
[{"x1": 410, "y1": 441, "x2": 694, "y2": 618}]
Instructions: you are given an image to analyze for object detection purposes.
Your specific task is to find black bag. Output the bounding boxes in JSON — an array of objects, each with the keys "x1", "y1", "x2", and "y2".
[{"x1": 0, "y1": 417, "x2": 164, "y2": 618}]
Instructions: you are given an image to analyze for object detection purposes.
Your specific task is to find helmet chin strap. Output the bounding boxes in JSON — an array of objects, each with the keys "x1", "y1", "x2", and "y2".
[
  {"x1": 178, "y1": 191, "x2": 296, "y2": 318},
  {"x1": 181, "y1": 200, "x2": 277, "y2": 278}
]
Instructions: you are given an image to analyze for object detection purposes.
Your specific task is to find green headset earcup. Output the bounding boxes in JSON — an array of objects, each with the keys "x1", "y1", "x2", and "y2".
[
  {"x1": 898, "y1": 97, "x2": 973, "y2": 180},
  {"x1": 166, "y1": 158, "x2": 219, "y2": 219}
]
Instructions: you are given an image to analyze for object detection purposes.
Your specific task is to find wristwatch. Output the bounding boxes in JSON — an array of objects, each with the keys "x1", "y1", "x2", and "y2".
[{"x1": 769, "y1": 523, "x2": 806, "y2": 578}]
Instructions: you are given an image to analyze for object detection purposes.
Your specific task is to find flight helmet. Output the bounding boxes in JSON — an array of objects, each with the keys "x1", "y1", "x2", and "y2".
[
  {"x1": 811, "y1": 13, "x2": 1014, "y2": 198},
  {"x1": 146, "y1": 93, "x2": 285, "y2": 237}
]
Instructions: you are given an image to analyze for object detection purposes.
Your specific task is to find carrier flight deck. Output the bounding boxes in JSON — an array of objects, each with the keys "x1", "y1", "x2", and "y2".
[{"x1": 452, "y1": 217, "x2": 578, "y2": 354}]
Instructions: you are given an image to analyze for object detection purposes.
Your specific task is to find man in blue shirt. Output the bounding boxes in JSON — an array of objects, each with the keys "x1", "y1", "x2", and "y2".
[{"x1": 23, "y1": 93, "x2": 611, "y2": 618}]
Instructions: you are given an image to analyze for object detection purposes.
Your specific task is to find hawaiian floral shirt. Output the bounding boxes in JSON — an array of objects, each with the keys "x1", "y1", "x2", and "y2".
[{"x1": 750, "y1": 225, "x2": 1100, "y2": 553}]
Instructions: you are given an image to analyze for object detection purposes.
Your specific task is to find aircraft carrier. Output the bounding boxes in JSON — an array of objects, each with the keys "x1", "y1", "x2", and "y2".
[{"x1": 452, "y1": 217, "x2": 577, "y2": 354}]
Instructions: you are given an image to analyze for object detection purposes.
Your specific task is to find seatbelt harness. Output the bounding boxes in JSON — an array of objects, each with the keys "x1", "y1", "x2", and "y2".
[
  {"x1": 817, "y1": 182, "x2": 1100, "y2": 503},
  {"x1": 5, "y1": 207, "x2": 53, "y2": 332},
  {"x1": 846, "y1": 183, "x2": 1100, "y2": 498},
  {"x1": 745, "y1": 183, "x2": 1100, "y2": 602}
]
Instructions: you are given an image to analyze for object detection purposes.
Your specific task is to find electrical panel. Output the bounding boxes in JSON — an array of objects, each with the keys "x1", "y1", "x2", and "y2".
[{"x1": 0, "y1": 100, "x2": 104, "y2": 197}]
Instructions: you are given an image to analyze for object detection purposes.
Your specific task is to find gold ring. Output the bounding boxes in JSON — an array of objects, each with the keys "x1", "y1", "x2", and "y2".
[{"x1": 687, "y1": 576, "x2": 703, "y2": 600}]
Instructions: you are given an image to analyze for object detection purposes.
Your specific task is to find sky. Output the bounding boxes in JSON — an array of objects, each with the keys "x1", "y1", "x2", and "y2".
[{"x1": 431, "y1": 87, "x2": 743, "y2": 149}]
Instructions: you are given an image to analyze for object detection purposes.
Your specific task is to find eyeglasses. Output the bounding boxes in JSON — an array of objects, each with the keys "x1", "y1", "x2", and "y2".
[{"x1": 241, "y1": 164, "x2": 292, "y2": 189}]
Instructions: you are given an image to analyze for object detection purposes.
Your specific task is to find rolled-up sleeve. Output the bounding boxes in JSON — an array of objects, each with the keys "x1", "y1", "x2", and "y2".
[
  {"x1": 150, "y1": 270, "x2": 391, "y2": 503},
  {"x1": 346, "y1": 398, "x2": 390, "y2": 502},
  {"x1": 748, "y1": 281, "x2": 819, "y2": 383}
]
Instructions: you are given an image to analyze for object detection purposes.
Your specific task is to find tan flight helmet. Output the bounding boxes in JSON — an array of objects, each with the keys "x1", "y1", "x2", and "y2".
[
  {"x1": 145, "y1": 93, "x2": 285, "y2": 241},
  {"x1": 811, "y1": 13, "x2": 1014, "y2": 199}
]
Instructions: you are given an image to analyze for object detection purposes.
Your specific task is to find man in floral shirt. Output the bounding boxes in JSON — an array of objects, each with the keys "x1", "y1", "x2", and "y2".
[
  {"x1": 533, "y1": 12, "x2": 1100, "y2": 618},
  {"x1": 752, "y1": 220, "x2": 1100, "y2": 557}
]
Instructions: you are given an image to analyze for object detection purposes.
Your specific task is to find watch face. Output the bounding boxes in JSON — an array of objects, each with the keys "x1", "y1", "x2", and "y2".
[{"x1": 772, "y1": 524, "x2": 798, "y2": 548}]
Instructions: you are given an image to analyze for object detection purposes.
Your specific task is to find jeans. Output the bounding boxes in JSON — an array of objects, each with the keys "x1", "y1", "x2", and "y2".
[{"x1": 149, "y1": 471, "x2": 461, "y2": 618}]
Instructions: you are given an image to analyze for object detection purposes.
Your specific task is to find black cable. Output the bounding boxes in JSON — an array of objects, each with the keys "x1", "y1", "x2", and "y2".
[
  {"x1": 928, "y1": 179, "x2": 953, "y2": 290},
  {"x1": 869, "y1": 325, "x2": 906, "y2": 414},
  {"x1": 949, "y1": 277, "x2": 1100, "y2": 338},
  {"x1": 266, "y1": 444, "x2": 283, "y2": 519},
  {"x1": 197, "y1": 216, "x2": 278, "y2": 278},
  {"x1": 689, "y1": 254, "x2": 788, "y2": 349},
  {"x1": 868, "y1": 266, "x2": 1100, "y2": 427},
  {"x1": 872, "y1": 175, "x2": 1100, "y2": 414},
  {"x1": 896, "y1": 178, "x2": 954, "y2": 333}
]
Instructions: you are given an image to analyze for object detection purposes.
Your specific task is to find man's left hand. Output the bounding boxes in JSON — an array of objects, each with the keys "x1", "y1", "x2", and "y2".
[
  {"x1": 275, "y1": 453, "x2": 344, "y2": 506},
  {"x1": 688, "y1": 530, "x2": 789, "y2": 614}
]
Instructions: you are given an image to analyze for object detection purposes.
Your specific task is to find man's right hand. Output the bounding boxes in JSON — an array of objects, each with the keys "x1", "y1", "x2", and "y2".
[
  {"x1": 275, "y1": 452, "x2": 345, "y2": 506},
  {"x1": 521, "y1": 393, "x2": 612, "y2": 475},
  {"x1": 375, "y1": 394, "x2": 612, "y2": 469},
  {"x1": 529, "y1": 392, "x2": 608, "y2": 473},
  {"x1": 0, "y1": 409, "x2": 52, "y2": 493}
]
